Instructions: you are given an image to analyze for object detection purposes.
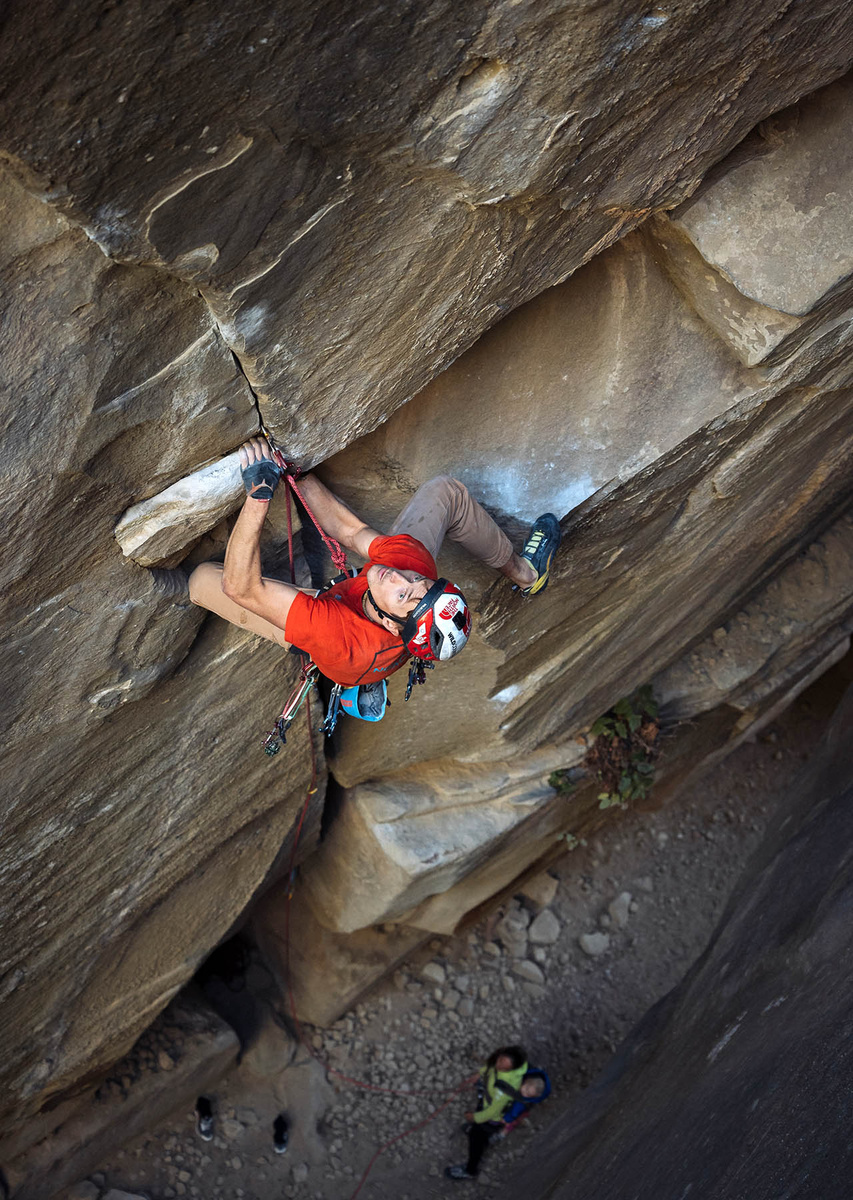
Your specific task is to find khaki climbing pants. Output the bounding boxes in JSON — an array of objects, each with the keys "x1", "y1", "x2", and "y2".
[
  {"x1": 389, "y1": 475, "x2": 513, "y2": 569},
  {"x1": 189, "y1": 475, "x2": 514, "y2": 646}
]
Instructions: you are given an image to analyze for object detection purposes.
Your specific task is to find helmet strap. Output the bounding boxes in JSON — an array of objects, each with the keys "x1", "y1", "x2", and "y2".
[{"x1": 365, "y1": 588, "x2": 406, "y2": 629}]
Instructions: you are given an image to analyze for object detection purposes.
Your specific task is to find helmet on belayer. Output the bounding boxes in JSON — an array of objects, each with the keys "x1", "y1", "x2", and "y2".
[{"x1": 367, "y1": 578, "x2": 471, "y2": 662}]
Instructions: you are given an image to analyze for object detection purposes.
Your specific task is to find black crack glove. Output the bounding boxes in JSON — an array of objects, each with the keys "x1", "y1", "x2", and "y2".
[{"x1": 241, "y1": 456, "x2": 282, "y2": 502}]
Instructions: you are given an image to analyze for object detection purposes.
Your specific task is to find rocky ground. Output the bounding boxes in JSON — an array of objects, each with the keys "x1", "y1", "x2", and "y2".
[{"x1": 78, "y1": 678, "x2": 836, "y2": 1200}]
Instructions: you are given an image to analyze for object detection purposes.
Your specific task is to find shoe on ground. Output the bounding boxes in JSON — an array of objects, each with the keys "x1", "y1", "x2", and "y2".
[
  {"x1": 195, "y1": 1096, "x2": 214, "y2": 1141},
  {"x1": 273, "y1": 1113, "x2": 289, "y2": 1154},
  {"x1": 445, "y1": 1165, "x2": 476, "y2": 1180},
  {"x1": 518, "y1": 513, "x2": 561, "y2": 595}
]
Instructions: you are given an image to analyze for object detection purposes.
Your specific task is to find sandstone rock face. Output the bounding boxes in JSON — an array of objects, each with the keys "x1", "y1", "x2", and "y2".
[
  {"x1": 3, "y1": 0, "x2": 853, "y2": 1150},
  {"x1": 322, "y1": 229, "x2": 761, "y2": 528},
  {"x1": 253, "y1": 886, "x2": 429, "y2": 1028},
  {"x1": 520, "y1": 689, "x2": 853, "y2": 1200},
  {"x1": 3, "y1": 992, "x2": 238, "y2": 1200},
  {"x1": 115, "y1": 452, "x2": 247, "y2": 566},
  {"x1": 282, "y1": 75, "x2": 853, "y2": 1016},
  {"x1": 2, "y1": 0, "x2": 851, "y2": 470},
  {"x1": 0, "y1": 173, "x2": 323, "y2": 1140},
  {"x1": 654, "y1": 512, "x2": 853, "y2": 721},
  {"x1": 298, "y1": 746, "x2": 587, "y2": 934},
  {"x1": 645, "y1": 73, "x2": 853, "y2": 369},
  {"x1": 321, "y1": 71, "x2": 853, "y2": 792}
]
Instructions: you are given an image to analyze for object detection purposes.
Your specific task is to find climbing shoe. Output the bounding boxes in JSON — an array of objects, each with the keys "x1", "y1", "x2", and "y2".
[
  {"x1": 195, "y1": 1096, "x2": 214, "y2": 1141},
  {"x1": 273, "y1": 1113, "x2": 289, "y2": 1154},
  {"x1": 518, "y1": 513, "x2": 561, "y2": 595},
  {"x1": 445, "y1": 1165, "x2": 476, "y2": 1180}
]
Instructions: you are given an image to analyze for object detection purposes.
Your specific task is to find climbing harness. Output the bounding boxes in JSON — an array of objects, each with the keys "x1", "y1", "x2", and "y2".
[{"x1": 257, "y1": 428, "x2": 435, "y2": 752}]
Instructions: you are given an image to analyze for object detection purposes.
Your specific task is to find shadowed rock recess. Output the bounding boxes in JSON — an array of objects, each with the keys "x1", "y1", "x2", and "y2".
[
  {"x1": 2, "y1": 0, "x2": 853, "y2": 1187},
  {"x1": 517, "y1": 685, "x2": 853, "y2": 1200}
]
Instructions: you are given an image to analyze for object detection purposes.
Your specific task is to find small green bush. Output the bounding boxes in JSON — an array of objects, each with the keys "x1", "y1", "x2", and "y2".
[{"x1": 586, "y1": 685, "x2": 660, "y2": 810}]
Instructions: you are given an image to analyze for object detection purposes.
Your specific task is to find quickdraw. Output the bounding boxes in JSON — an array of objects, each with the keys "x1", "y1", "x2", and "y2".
[
  {"x1": 262, "y1": 658, "x2": 319, "y2": 756},
  {"x1": 265, "y1": 656, "x2": 427, "y2": 753},
  {"x1": 405, "y1": 655, "x2": 434, "y2": 700}
]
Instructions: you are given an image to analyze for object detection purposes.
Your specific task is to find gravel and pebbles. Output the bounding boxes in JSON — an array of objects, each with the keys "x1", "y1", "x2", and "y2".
[{"x1": 85, "y1": 691, "x2": 828, "y2": 1200}]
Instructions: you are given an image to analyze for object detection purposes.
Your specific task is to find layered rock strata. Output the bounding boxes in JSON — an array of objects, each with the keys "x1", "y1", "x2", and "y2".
[
  {"x1": 517, "y1": 685, "x2": 853, "y2": 1200},
  {"x1": 3, "y1": 992, "x2": 238, "y2": 1200},
  {"x1": 264, "y1": 73, "x2": 853, "y2": 1023},
  {"x1": 4, "y1": 0, "x2": 852, "y2": 474},
  {"x1": 3, "y1": 0, "x2": 853, "y2": 1151}
]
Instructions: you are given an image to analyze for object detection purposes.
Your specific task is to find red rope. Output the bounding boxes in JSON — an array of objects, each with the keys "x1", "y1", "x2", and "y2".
[
  {"x1": 285, "y1": 482, "x2": 296, "y2": 585},
  {"x1": 262, "y1": 427, "x2": 477, "y2": 1191},
  {"x1": 348, "y1": 1077, "x2": 476, "y2": 1199},
  {"x1": 285, "y1": 472, "x2": 349, "y2": 575},
  {"x1": 265, "y1": 435, "x2": 348, "y2": 574},
  {"x1": 277, "y1": 697, "x2": 478, "y2": 1197}
]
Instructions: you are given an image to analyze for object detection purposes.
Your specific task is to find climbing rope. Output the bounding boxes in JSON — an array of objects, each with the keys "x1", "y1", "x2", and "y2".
[
  {"x1": 249, "y1": 427, "x2": 482, "y2": 1190},
  {"x1": 262, "y1": 427, "x2": 348, "y2": 577},
  {"x1": 276, "y1": 694, "x2": 477, "y2": 1196}
]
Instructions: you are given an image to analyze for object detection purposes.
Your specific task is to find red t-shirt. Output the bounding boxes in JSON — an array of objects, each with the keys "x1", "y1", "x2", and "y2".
[{"x1": 284, "y1": 535, "x2": 438, "y2": 686}]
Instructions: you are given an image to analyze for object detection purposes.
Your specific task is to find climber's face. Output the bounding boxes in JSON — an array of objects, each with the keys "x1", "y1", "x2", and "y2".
[{"x1": 367, "y1": 564, "x2": 432, "y2": 620}]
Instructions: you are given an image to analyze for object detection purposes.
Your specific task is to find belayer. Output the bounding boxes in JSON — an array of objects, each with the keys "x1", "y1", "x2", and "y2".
[
  {"x1": 188, "y1": 437, "x2": 561, "y2": 689},
  {"x1": 445, "y1": 1045, "x2": 551, "y2": 1180}
]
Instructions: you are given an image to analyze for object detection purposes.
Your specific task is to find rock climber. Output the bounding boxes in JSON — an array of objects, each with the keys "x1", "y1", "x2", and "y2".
[
  {"x1": 445, "y1": 1046, "x2": 550, "y2": 1180},
  {"x1": 188, "y1": 437, "x2": 561, "y2": 688}
]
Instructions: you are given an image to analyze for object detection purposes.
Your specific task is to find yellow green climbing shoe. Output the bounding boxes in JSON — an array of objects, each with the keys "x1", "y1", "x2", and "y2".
[{"x1": 519, "y1": 513, "x2": 561, "y2": 595}]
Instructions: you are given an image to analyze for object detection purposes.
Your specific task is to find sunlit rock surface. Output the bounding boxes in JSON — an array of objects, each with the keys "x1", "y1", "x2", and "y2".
[
  {"x1": 3, "y1": 0, "x2": 853, "y2": 1157},
  {"x1": 3, "y1": 0, "x2": 852, "y2": 466},
  {"x1": 115, "y1": 452, "x2": 247, "y2": 566},
  {"x1": 283, "y1": 74, "x2": 853, "y2": 1015}
]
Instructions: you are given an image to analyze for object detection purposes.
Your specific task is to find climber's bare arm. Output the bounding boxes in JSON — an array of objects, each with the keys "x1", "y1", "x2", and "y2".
[
  {"x1": 221, "y1": 436, "x2": 381, "y2": 626},
  {"x1": 221, "y1": 496, "x2": 301, "y2": 629},
  {"x1": 294, "y1": 472, "x2": 381, "y2": 560}
]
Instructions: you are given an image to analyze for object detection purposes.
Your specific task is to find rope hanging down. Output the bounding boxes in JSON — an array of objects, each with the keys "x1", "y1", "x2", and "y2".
[
  {"x1": 280, "y1": 694, "x2": 478, "y2": 1198},
  {"x1": 262, "y1": 428, "x2": 348, "y2": 579},
  {"x1": 253, "y1": 429, "x2": 486, "y2": 1191}
]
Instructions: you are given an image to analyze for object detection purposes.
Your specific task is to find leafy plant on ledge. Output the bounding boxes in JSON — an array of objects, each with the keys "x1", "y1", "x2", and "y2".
[
  {"x1": 585, "y1": 684, "x2": 660, "y2": 810},
  {"x1": 548, "y1": 769, "x2": 578, "y2": 795}
]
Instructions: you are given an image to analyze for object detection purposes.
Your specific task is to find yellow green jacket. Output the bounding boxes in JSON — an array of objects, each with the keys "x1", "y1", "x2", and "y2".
[{"x1": 473, "y1": 1060, "x2": 529, "y2": 1124}]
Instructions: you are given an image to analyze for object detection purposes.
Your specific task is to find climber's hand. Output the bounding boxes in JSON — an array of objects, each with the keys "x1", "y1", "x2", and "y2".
[{"x1": 239, "y1": 437, "x2": 282, "y2": 502}]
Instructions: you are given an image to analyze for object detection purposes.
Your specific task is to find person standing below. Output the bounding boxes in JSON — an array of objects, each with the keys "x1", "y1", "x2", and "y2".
[{"x1": 445, "y1": 1045, "x2": 530, "y2": 1181}]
